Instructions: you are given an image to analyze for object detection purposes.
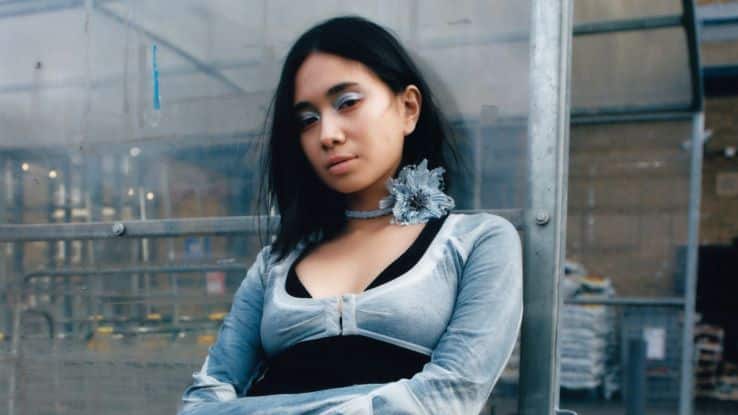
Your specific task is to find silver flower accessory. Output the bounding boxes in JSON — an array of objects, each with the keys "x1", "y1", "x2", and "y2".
[{"x1": 378, "y1": 159, "x2": 455, "y2": 225}]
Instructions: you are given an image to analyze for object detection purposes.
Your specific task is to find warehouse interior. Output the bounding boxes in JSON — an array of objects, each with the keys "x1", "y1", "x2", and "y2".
[{"x1": 1, "y1": 1, "x2": 738, "y2": 414}]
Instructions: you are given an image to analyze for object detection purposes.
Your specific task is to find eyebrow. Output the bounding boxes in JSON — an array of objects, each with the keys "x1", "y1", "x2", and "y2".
[{"x1": 293, "y1": 82, "x2": 359, "y2": 113}]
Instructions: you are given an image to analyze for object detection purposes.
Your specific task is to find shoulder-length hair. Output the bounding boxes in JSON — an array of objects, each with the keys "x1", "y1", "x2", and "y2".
[{"x1": 257, "y1": 15, "x2": 461, "y2": 260}]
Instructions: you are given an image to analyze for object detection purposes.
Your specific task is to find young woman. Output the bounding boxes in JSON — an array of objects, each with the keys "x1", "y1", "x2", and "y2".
[{"x1": 178, "y1": 15, "x2": 522, "y2": 415}]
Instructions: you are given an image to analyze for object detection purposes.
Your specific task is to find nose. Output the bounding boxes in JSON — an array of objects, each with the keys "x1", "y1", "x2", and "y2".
[{"x1": 318, "y1": 112, "x2": 346, "y2": 148}]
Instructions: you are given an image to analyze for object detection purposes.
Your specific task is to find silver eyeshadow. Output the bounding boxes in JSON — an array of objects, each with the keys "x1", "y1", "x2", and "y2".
[{"x1": 297, "y1": 92, "x2": 363, "y2": 127}]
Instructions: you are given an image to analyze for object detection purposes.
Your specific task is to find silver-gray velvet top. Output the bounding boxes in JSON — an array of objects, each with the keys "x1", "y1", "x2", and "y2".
[{"x1": 178, "y1": 212, "x2": 523, "y2": 415}]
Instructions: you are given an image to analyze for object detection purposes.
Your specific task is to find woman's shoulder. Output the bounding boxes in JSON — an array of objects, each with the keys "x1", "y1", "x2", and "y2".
[
  {"x1": 249, "y1": 240, "x2": 305, "y2": 279},
  {"x1": 445, "y1": 211, "x2": 520, "y2": 260},
  {"x1": 245, "y1": 243, "x2": 278, "y2": 284},
  {"x1": 447, "y1": 211, "x2": 519, "y2": 240}
]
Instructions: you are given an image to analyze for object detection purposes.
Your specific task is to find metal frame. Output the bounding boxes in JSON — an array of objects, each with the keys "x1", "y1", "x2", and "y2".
[
  {"x1": 565, "y1": 296, "x2": 686, "y2": 307},
  {"x1": 519, "y1": 1, "x2": 572, "y2": 414},
  {"x1": 0, "y1": 7, "x2": 699, "y2": 106},
  {"x1": 564, "y1": 113, "x2": 704, "y2": 415},
  {"x1": 679, "y1": 111, "x2": 704, "y2": 415},
  {"x1": 569, "y1": 0, "x2": 703, "y2": 121},
  {"x1": 1, "y1": 1, "x2": 570, "y2": 413},
  {"x1": 565, "y1": 3, "x2": 704, "y2": 414},
  {"x1": 0, "y1": 209, "x2": 524, "y2": 242},
  {"x1": 0, "y1": 1, "x2": 706, "y2": 414},
  {"x1": 573, "y1": 15, "x2": 682, "y2": 36},
  {"x1": 571, "y1": 111, "x2": 693, "y2": 126},
  {"x1": 684, "y1": 0, "x2": 705, "y2": 113}
]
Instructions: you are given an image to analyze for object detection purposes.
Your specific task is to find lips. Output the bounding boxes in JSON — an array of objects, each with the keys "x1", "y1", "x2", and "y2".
[
  {"x1": 326, "y1": 154, "x2": 357, "y2": 169},
  {"x1": 326, "y1": 155, "x2": 357, "y2": 175}
]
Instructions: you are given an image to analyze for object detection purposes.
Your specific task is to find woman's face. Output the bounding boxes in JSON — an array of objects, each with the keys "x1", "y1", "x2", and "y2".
[{"x1": 293, "y1": 52, "x2": 421, "y2": 196}]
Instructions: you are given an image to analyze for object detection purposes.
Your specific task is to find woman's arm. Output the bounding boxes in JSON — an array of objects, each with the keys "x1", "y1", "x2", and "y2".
[
  {"x1": 324, "y1": 215, "x2": 524, "y2": 414},
  {"x1": 178, "y1": 245, "x2": 271, "y2": 414},
  {"x1": 179, "y1": 215, "x2": 523, "y2": 415}
]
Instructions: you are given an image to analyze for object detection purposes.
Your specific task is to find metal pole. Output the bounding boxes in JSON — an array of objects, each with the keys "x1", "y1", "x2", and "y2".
[
  {"x1": 159, "y1": 160, "x2": 179, "y2": 325},
  {"x1": 62, "y1": 157, "x2": 76, "y2": 334},
  {"x1": 519, "y1": 0, "x2": 572, "y2": 414},
  {"x1": 679, "y1": 3, "x2": 705, "y2": 411},
  {"x1": 626, "y1": 339, "x2": 647, "y2": 415},
  {"x1": 8, "y1": 299, "x2": 24, "y2": 415},
  {"x1": 0, "y1": 156, "x2": 8, "y2": 334},
  {"x1": 679, "y1": 112, "x2": 704, "y2": 415}
]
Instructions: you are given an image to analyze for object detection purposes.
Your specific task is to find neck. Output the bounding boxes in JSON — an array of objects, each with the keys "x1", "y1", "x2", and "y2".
[
  {"x1": 346, "y1": 160, "x2": 399, "y2": 211},
  {"x1": 345, "y1": 186, "x2": 388, "y2": 212},
  {"x1": 345, "y1": 214, "x2": 392, "y2": 233},
  {"x1": 344, "y1": 183, "x2": 393, "y2": 232},
  {"x1": 343, "y1": 162, "x2": 400, "y2": 231}
]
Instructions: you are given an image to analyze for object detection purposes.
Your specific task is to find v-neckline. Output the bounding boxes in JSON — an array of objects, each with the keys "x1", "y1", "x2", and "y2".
[{"x1": 285, "y1": 214, "x2": 449, "y2": 299}]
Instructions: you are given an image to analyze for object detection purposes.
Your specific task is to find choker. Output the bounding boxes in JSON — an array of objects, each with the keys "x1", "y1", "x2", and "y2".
[
  {"x1": 345, "y1": 206, "x2": 393, "y2": 219},
  {"x1": 344, "y1": 158, "x2": 455, "y2": 225}
]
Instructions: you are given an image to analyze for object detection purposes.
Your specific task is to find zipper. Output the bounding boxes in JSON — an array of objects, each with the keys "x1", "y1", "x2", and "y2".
[{"x1": 337, "y1": 296, "x2": 343, "y2": 332}]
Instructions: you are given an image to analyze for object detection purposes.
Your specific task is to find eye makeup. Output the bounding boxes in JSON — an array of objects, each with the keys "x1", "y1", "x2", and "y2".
[
  {"x1": 296, "y1": 91, "x2": 364, "y2": 129},
  {"x1": 334, "y1": 91, "x2": 362, "y2": 110}
]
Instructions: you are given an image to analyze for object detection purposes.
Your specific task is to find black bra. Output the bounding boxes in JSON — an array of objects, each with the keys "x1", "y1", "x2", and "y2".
[
  {"x1": 286, "y1": 213, "x2": 449, "y2": 298},
  {"x1": 247, "y1": 213, "x2": 451, "y2": 397}
]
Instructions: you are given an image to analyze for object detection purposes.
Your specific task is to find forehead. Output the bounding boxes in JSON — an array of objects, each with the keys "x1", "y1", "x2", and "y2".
[{"x1": 294, "y1": 52, "x2": 384, "y2": 103}]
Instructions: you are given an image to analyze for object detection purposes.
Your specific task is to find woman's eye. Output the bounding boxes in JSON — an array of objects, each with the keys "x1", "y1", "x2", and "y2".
[
  {"x1": 298, "y1": 113, "x2": 319, "y2": 129},
  {"x1": 335, "y1": 93, "x2": 362, "y2": 110}
]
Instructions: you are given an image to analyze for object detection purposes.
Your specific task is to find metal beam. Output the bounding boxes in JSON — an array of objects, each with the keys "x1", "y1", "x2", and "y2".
[
  {"x1": 0, "y1": 0, "x2": 83, "y2": 20},
  {"x1": 573, "y1": 15, "x2": 683, "y2": 36},
  {"x1": 23, "y1": 263, "x2": 249, "y2": 284},
  {"x1": 679, "y1": 111, "x2": 704, "y2": 415},
  {"x1": 571, "y1": 111, "x2": 693, "y2": 125},
  {"x1": 0, "y1": 209, "x2": 524, "y2": 242},
  {"x1": 414, "y1": 14, "x2": 686, "y2": 50},
  {"x1": 684, "y1": 0, "x2": 705, "y2": 112},
  {"x1": 702, "y1": 16, "x2": 738, "y2": 26},
  {"x1": 565, "y1": 296, "x2": 685, "y2": 307},
  {"x1": 519, "y1": 0, "x2": 572, "y2": 413},
  {"x1": 0, "y1": 215, "x2": 271, "y2": 241},
  {"x1": 571, "y1": 103, "x2": 692, "y2": 119}
]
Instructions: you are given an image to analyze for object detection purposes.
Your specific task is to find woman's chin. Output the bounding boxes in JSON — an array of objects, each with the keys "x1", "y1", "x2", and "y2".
[
  {"x1": 330, "y1": 184, "x2": 363, "y2": 195},
  {"x1": 324, "y1": 179, "x2": 367, "y2": 195}
]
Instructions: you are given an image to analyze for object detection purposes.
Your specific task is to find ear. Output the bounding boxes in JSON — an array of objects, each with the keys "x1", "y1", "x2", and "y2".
[{"x1": 400, "y1": 85, "x2": 422, "y2": 136}]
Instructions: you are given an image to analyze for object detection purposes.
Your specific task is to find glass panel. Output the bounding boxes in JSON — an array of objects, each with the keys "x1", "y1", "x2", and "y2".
[
  {"x1": 701, "y1": 39, "x2": 738, "y2": 66},
  {"x1": 0, "y1": 0, "x2": 531, "y2": 224},
  {"x1": 572, "y1": 28, "x2": 692, "y2": 111},
  {"x1": 699, "y1": 2, "x2": 738, "y2": 65},
  {"x1": 2, "y1": 235, "x2": 262, "y2": 414},
  {"x1": 574, "y1": 0, "x2": 682, "y2": 24},
  {"x1": 561, "y1": 120, "x2": 692, "y2": 413},
  {"x1": 568, "y1": 121, "x2": 692, "y2": 296},
  {"x1": 0, "y1": 0, "x2": 532, "y2": 413}
]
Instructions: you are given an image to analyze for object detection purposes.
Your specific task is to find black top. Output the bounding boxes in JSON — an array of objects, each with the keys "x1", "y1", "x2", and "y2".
[{"x1": 246, "y1": 214, "x2": 449, "y2": 396}]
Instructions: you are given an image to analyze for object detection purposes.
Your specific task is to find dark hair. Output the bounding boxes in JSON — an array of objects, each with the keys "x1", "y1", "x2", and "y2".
[{"x1": 257, "y1": 15, "x2": 461, "y2": 260}]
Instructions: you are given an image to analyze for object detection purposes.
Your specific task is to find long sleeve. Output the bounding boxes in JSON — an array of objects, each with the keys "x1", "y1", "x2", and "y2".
[
  {"x1": 323, "y1": 215, "x2": 524, "y2": 415},
  {"x1": 178, "y1": 245, "x2": 271, "y2": 414},
  {"x1": 176, "y1": 215, "x2": 523, "y2": 415}
]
